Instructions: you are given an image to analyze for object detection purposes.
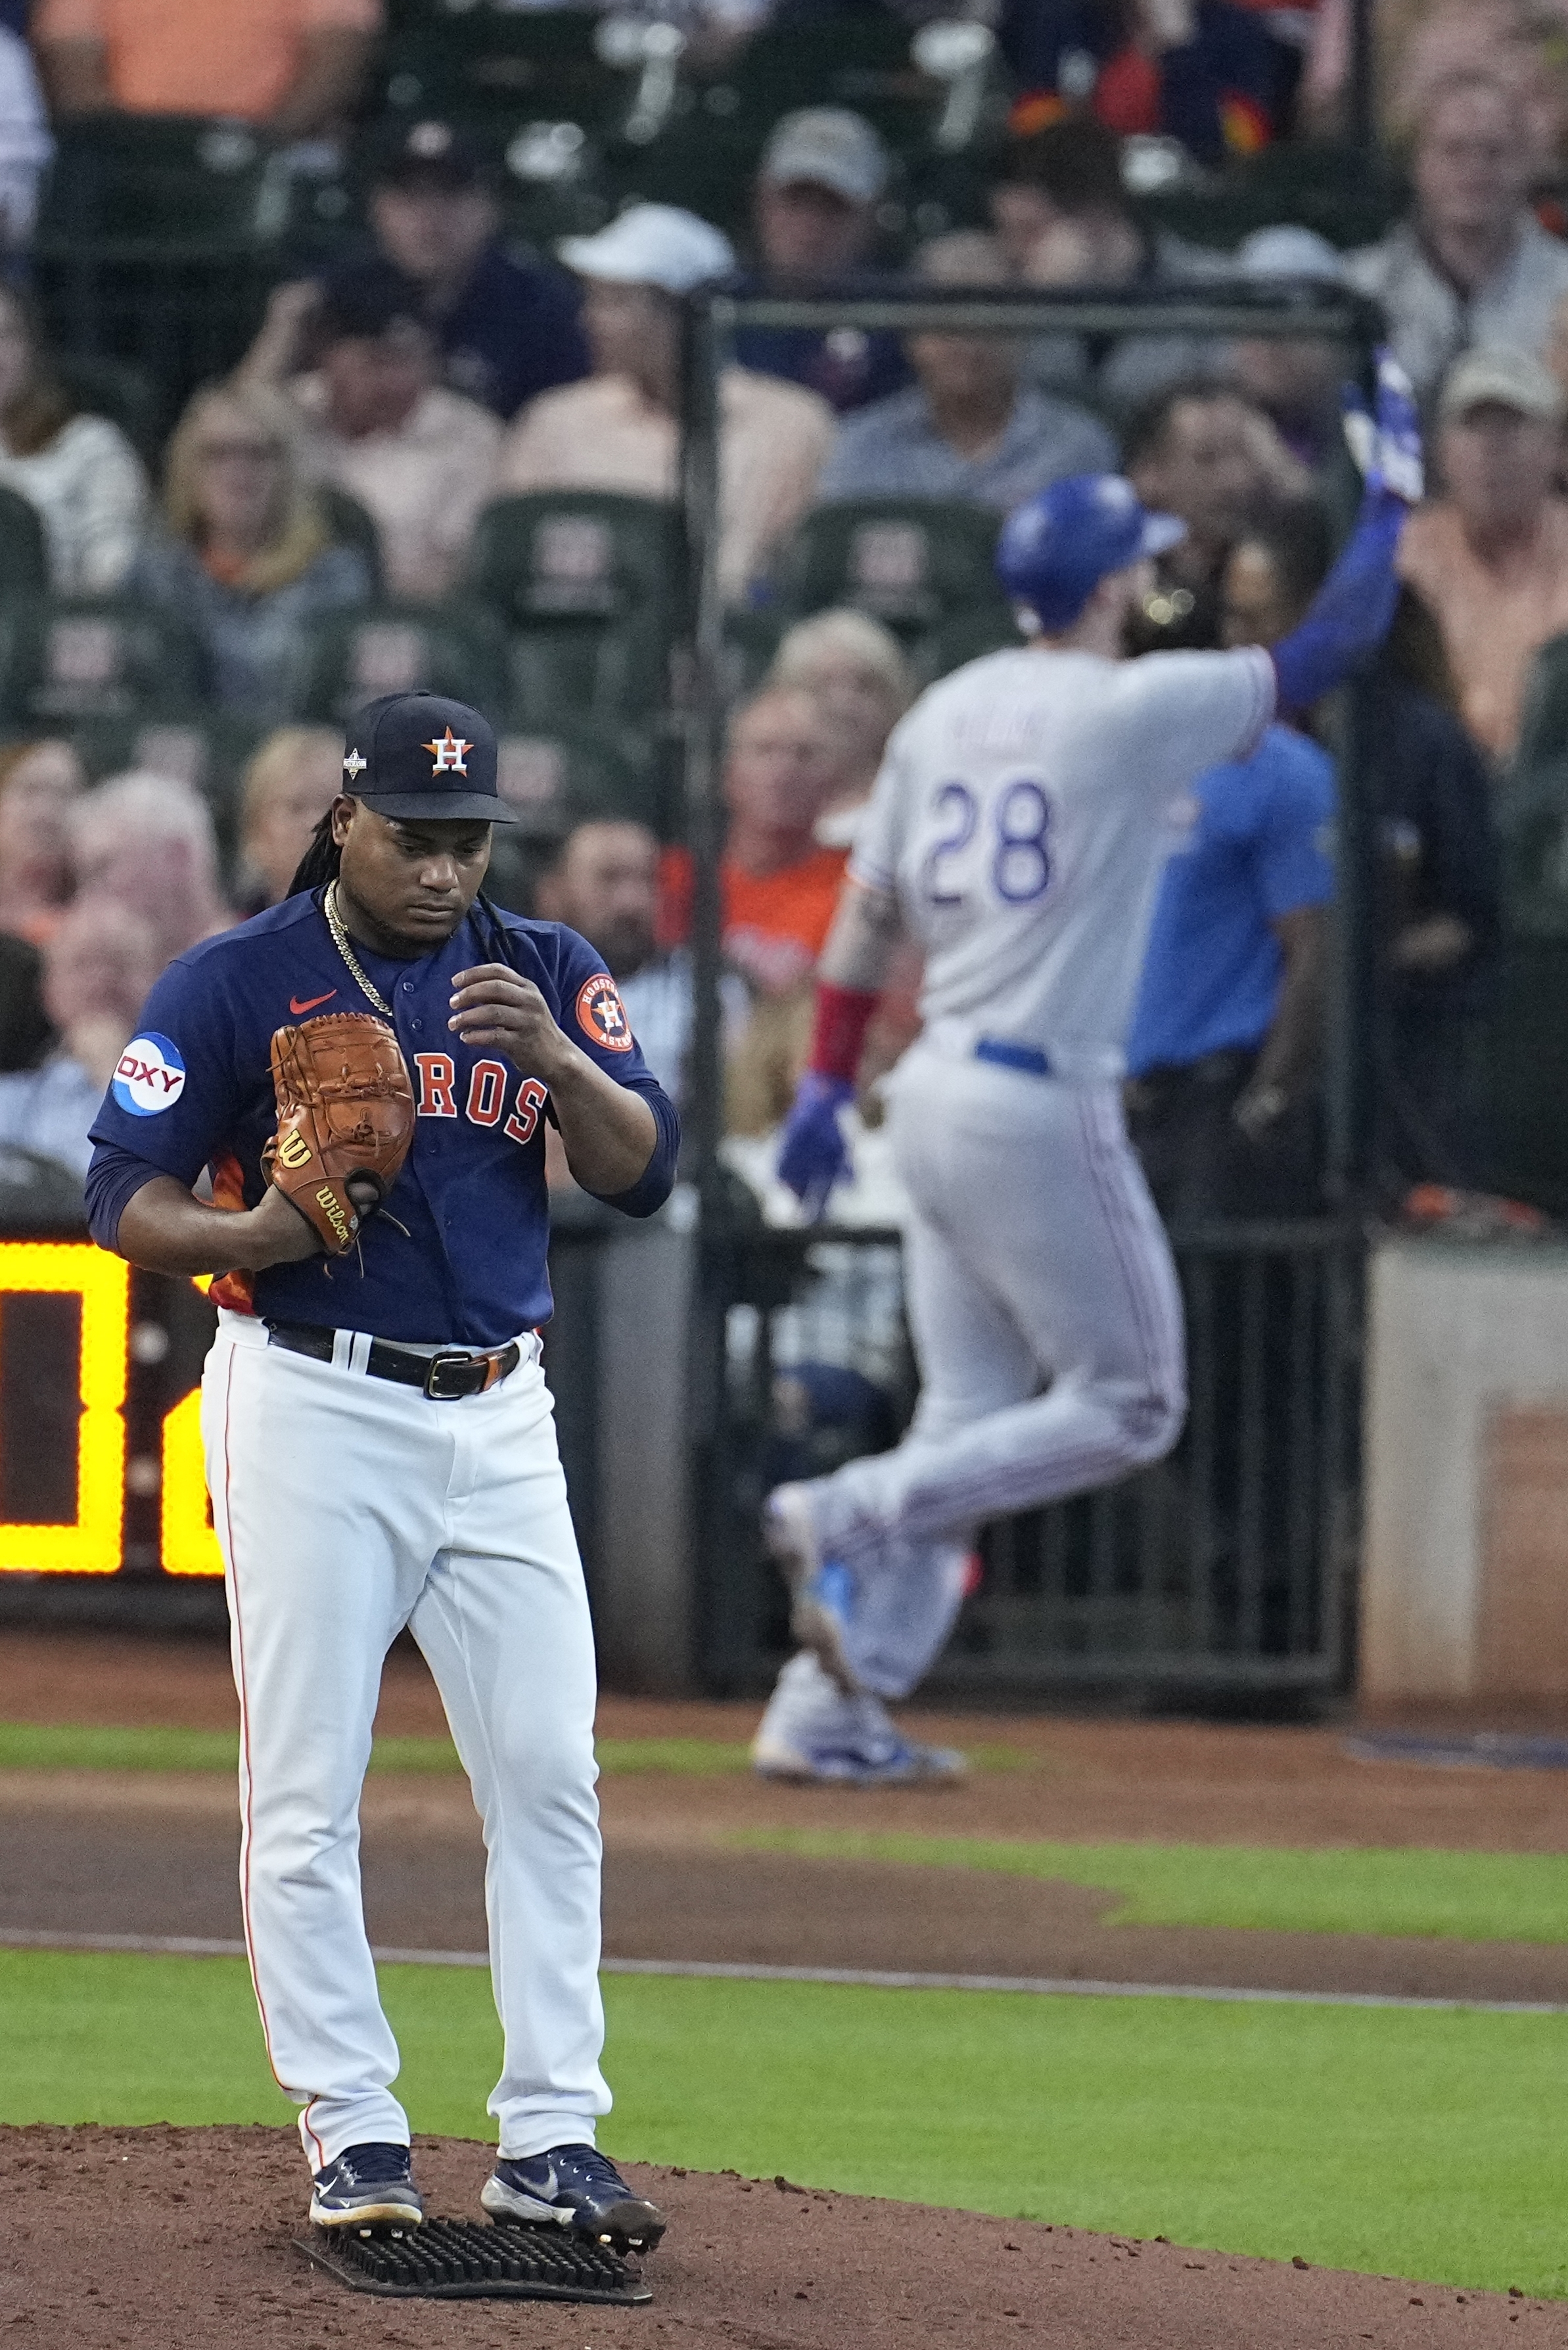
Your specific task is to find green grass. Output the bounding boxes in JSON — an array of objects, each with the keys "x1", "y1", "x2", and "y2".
[
  {"x1": 729, "y1": 1828, "x2": 1568, "y2": 1944},
  {"x1": 0, "y1": 1722, "x2": 751, "y2": 1778},
  {"x1": 0, "y1": 1722, "x2": 246, "y2": 1774},
  {"x1": 1, "y1": 1949, "x2": 1564, "y2": 2297},
  {"x1": 0, "y1": 1723, "x2": 1032, "y2": 1778}
]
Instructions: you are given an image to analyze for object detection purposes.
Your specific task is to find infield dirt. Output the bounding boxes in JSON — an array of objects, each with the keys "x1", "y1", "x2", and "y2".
[{"x1": 1, "y1": 2124, "x2": 1557, "y2": 2350}]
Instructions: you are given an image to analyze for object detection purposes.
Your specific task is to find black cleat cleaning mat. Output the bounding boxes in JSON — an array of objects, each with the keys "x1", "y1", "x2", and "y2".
[{"x1": 295, "y1": 2215, "x2": 654, "y2": 2302}]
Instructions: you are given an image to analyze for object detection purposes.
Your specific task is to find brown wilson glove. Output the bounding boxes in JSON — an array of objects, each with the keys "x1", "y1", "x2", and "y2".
[{"x1": 262, "y1": 1012, "x2": 415, "y2": 1255}]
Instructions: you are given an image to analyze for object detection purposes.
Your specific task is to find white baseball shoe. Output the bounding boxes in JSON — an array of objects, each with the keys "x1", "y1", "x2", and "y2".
[
  {"x1": 751, "y1": 1652, "x2": 968, "y2": 1786},
  {"x1": 762, "y1": 1483, "x2": 860, "y2": 1693}
]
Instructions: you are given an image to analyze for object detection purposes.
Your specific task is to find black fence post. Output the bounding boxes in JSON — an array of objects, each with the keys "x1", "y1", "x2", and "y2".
[
  {"x1": 1326, "y1": 668, "x2": 1381, "y2": 1205},
  {"x1": 1347, "y1": 0, "x2": 1377, "y2": 156},
  {"x1": 676, "y1": 289, "x2": 742, "y2": 1686}
]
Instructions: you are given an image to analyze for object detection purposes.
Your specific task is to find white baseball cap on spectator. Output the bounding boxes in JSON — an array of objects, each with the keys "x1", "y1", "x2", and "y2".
[
  {"x1": 1439, "y1": 344, "x2": 1566, "y2": 424},
  {"x1": 557, "y1": 204, "x2": 734, "y2": 294},
  {"x1": 758, "y1": 108, "x2": 889, "y2": 206},
  {"x1": 1235, "y1": 226, "x2": 1347, "y2": 284}
]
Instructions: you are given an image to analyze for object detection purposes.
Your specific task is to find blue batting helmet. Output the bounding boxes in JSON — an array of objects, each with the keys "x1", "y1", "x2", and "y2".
[{"x1": 995, "y1": 474, "x2": 1187, "y2": 632}]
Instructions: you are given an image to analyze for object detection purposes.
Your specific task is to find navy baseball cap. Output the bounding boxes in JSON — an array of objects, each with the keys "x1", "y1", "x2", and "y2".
[
  {"x1": 367, "y1": 118, "x2": 489, "y2": 190},
  {"x1": 996, "y1": 474, "x2": 1187, "y2": 632},
  {"x1": 340, "y1": 693, "x2": 518, "y2": 824}
]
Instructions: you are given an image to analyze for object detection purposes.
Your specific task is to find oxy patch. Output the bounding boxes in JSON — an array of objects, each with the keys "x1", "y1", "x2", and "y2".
[{"x1": 112, "y1": 1033, "x2": 187, "y2": 1117}]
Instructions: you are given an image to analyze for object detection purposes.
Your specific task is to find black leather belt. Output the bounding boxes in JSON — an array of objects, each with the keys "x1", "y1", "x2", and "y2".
[{"x1": 265, "y1": 1320, "x2": 523, "y2": 1400}]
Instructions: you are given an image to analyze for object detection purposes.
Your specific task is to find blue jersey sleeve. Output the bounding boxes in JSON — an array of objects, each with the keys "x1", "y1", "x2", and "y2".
[
  {"x1": 1254, "y1": 736, "x2": 1336, "y2": 924},
  {"x1": 86, "y1": 951, "x2": 246, "y2": 1249},
  {"x1": 85, "y1": 1143, "x2": 168, "y2": 1253},
  {"x1": 532, "y1": 919, "x2": 680, "y2": 1217},
  {"x1": 87, "y1": 952, "x2": 243, "y2": 1180}
]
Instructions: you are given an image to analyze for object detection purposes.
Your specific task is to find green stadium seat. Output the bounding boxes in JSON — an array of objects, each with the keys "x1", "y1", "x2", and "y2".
[
  {"x1": 463, "y1": 492, "x2": 680, "y2": 730},
  {"x1": 51, "y1": 356, "x2": 161, "y2": 465},
  {"x1": 696, "y1": 14, "x2": 927, "y2": 159},
  {"x1": 497, "y1": 719, "x2": 658, "y2": 833},
  {"x1": 0, "y1": 599, "x2": 204, "y2": 727},
  {"x1": 1142, "y1": 139, "x2": 1406, "y2": 256},
  {"x1": 722, "y1": 608, "x2": 785, "y2": 697},
  {"x1": 293, "y1": 600, "x2": 510, "y2": 726},
  {"x1": 917, "y1": 603, "x2": 1025, "y2": 683},
  {"x1": 37, "y1": 114, "x2": 283, "y2": 249},
  {"x1": 0, "y1": 487, "x2": 47, "y2": 600},
  {"x1": 484, "y1": 719, "x2": 664, "y2": 910},
  {"x1": 773, "y1": 498, "x2": 1011, "y2": 652},
  {"x1": 379, "y1": 8, "x2": 629, "y2": 129}
]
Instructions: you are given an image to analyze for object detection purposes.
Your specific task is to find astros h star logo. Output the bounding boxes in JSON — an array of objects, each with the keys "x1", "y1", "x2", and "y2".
[
  {"x1": 576, "y1": 973, "x2": 634, "y2": 1052},
  {"x1": 424, "y1": 728, "x2": 472, "y2": 775}
]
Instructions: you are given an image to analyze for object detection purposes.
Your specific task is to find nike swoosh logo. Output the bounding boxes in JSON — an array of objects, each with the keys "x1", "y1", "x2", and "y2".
[{"x1": 289, "y1": 991, "x2": 337, "y2": 1015}]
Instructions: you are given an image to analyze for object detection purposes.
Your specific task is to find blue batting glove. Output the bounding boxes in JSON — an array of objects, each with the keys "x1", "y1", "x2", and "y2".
[
  {"x1": 777, "y1": 1072, "x2": 855, "y2": 1219},
  {"x1": 1342, "y1": 348, "x2": 1423, "y2": 505}
]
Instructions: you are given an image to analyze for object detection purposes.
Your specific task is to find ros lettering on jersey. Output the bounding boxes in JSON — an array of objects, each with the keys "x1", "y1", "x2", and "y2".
[
  {"x1": 415, "y1": 1053, "x2": 458, "y2": 1117},
  {"x1": 413, "y1": 1052, "x2": 547, "y2": 1147}
]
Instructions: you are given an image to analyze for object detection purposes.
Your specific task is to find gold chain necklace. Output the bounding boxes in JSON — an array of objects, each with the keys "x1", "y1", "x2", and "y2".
[{"x1": 323, "y1": 881, "x2": 394, "y2": 1020}]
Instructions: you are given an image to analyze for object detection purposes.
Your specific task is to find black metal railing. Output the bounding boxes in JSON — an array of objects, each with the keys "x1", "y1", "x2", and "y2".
[{"x1": 689, "y1": 1219, "x2": 1360, "y2": 1699}]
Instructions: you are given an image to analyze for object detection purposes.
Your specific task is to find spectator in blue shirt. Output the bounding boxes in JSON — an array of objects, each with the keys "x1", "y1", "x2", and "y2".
[
  {"x1": 1126, "y1": 500, "x2": 1337, "y2": 1222},
  {"x1": 818, "y1": 230, "x2": 1115, "y2": 507},
  {"x1": 731, "y1": 108, "x2": 912, "y2": 415},
  {"x1": 241, "y1": 120, "x2": 591, "y2": 423}
]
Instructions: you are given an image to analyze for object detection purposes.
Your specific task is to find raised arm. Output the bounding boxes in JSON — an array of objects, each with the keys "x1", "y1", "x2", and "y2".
[{"x1": 1270, "y1": 354, "x2": 1423, "y2": 712}]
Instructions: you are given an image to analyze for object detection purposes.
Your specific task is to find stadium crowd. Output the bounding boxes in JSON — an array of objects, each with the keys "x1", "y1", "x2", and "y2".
[{"x1": 0, "y1": 0, "x2": 1563, "y2": 1236}]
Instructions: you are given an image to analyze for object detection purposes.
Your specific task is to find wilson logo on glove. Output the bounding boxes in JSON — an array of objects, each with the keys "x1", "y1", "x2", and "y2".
[{"x1": 262, "y1": 1011, "x2": 416, "y2": 1256}]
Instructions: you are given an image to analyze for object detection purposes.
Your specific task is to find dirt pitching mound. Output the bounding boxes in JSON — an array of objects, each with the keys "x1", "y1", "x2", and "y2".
[{"x1": 0, "y1": 2125, "x2": 1552, "y2": 2349}]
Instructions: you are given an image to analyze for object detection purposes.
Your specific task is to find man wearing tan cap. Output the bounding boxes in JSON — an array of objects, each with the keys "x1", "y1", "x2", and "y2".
[{"x1": 1396, "y1": 346, "x2": 1568, "y2": 760}]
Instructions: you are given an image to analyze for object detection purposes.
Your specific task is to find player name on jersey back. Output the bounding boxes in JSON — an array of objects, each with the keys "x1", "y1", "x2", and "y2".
[{"x1": 849, "y1": 645, "x2": 1275, "y2": 1081}]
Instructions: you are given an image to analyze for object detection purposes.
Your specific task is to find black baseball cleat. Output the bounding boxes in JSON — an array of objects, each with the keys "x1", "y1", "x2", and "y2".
[
  {"x1": 481, "y1": 2144, "x2": 666, "y2": 2253},
  {"x1": 310, "y1": 2140, "x2": 425, "y2": 2230}
]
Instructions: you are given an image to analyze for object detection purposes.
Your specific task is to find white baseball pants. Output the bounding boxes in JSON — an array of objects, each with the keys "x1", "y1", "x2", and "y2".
[
  {"x1": 201, "y1": 1309, "x2": 610, "y2": 2173},
  {"x1": 808, "y1": 1045, "x2": 1187, "y2": 1695}
]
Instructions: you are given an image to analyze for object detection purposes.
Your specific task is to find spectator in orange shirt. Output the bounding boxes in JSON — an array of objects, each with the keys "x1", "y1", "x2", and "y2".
[
  {"x1": 34, "y1": 0, "x2": 380, "y2": 135},
  {"x1": 661, "y1": 685, "x2": 846, "y2": 1131},
  {"x1": 663, "y1": 686, "x2": 844, "y2": 996},
  {"x1": 1397, "y1": 344, "x2": 1568, "y2": 760}
]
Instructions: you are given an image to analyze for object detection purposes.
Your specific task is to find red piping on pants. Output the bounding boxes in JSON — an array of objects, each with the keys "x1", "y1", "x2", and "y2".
[{"x1": 219, "y1": 1343, "x2": 326, "y2": 2171}]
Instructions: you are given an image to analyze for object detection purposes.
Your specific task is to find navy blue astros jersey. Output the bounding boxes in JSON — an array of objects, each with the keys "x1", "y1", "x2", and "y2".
[{"x1": 85, "y1": 892, "x2": 680, "y2": 1348}]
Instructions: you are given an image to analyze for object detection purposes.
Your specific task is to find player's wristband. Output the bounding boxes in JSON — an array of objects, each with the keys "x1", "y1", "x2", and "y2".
[{"x1": 808, "y1": 982, "x2": 879, "y2": 1084}]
